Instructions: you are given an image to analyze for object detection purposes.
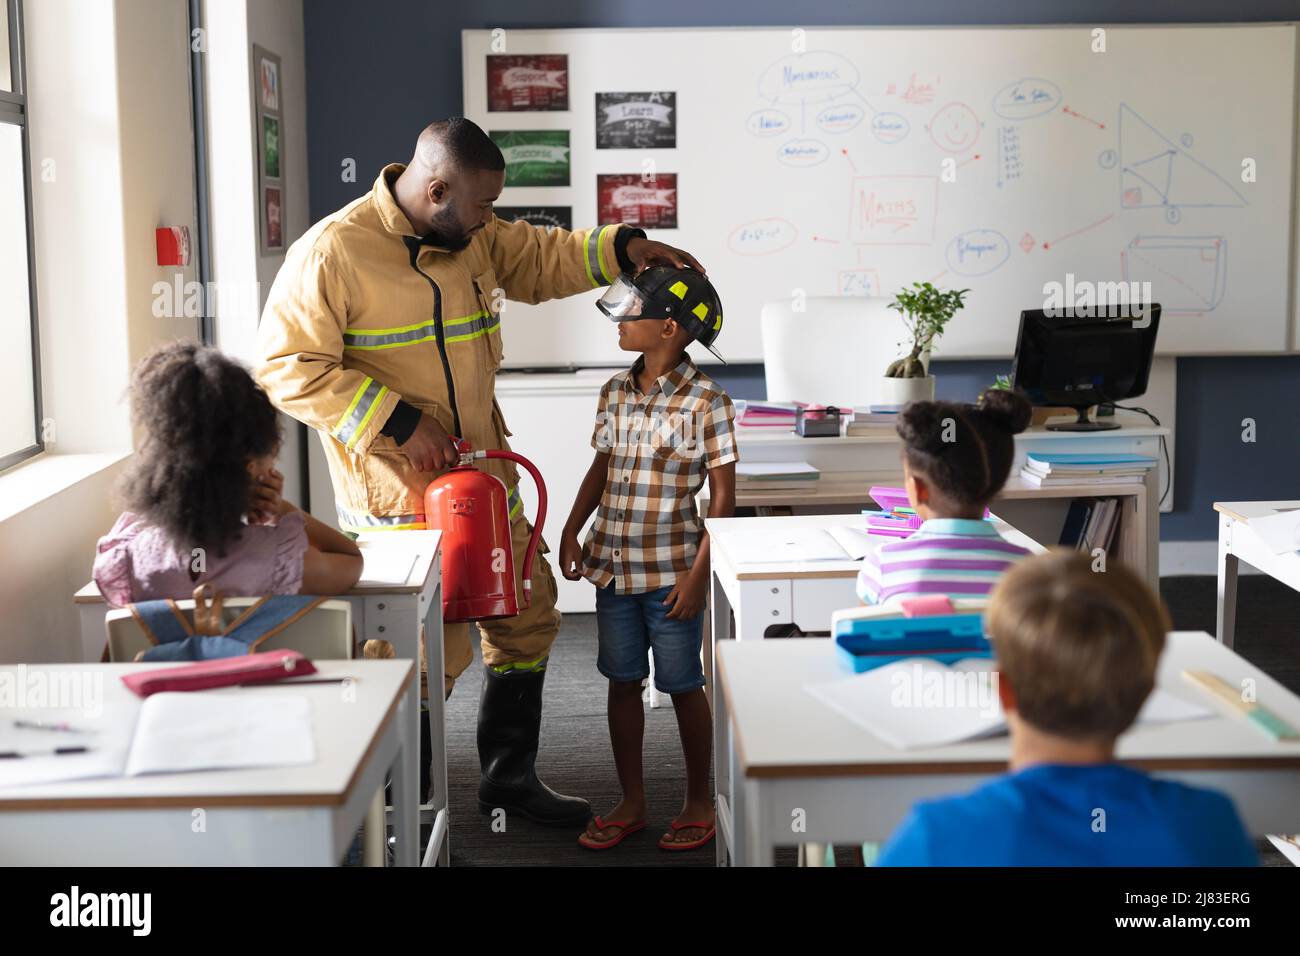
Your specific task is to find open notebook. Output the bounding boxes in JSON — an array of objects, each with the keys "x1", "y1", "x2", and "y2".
[
  {"x1": 0, "y1": 692, "x2": 315, "y2": 789},
  {"x1": 723, "y1": 525, "x2": 878, "y2": 563},
  {"x1": 805, "y1": 657, "x2": 1215, "y2": 750}
]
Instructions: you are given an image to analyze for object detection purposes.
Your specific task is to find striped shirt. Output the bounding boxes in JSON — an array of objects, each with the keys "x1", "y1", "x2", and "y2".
[
  {"x1": 581, "y1": 354, "x2": 737, "y2": 593},
  {"x1": 856, "y1": 518, "x2": 1030, "y2": 606}
]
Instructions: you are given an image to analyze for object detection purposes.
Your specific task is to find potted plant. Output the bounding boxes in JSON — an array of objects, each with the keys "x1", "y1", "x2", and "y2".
[{"x1": 880, "y1": 282, "x2": 969, "y2": 405}]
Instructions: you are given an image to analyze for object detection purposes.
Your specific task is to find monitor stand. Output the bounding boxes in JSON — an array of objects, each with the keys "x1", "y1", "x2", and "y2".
[{"x1": 1046, "y1": 406, "x2": 1121, "y2": 432}]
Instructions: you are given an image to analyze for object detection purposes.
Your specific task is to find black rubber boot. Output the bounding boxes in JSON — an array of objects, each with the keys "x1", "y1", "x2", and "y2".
[{"x1": 477, "y1": 665, "x2": 590, "y2": 826}]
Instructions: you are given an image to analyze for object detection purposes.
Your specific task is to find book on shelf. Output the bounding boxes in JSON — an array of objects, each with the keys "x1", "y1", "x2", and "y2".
[
  {"x1": 735, "y1": 461, "x2": 820, "y2": 482},
  {"x1": 1020, "y1": 452, "x2": 1157, "y2": 487}
]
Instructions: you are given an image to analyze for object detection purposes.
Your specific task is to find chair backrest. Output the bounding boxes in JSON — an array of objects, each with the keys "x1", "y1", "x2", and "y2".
[
  {"x1": 831, "y1": 596, "x2": 991, "y2": 634},
  {"x1": 104, "y1": 598, "x2": 354, "y2": 663},
  {"x1": 761, "y1": 296, "x2": 921, "y2": 407}
]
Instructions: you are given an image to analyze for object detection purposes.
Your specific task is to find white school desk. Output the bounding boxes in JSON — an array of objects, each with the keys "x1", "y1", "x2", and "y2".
[
  {"x1": 706, "y1": 512, "x2": 1044, "y2": 644},
  {"x1": 713, "y1": 632, "x2": 1300, "y2": 867},
  {"x1": 725, "y1": 412, "x2": 1165, "y2": 589},
  {"x1": 0, "y1": 660, "x2": 417, "y2": 866},
  {"x1": 73, "y1": 533, "x2": 449, "y2": 867},
  {"x1": 1215, "y1": 501, "x2": 1300, "y2": 649}
]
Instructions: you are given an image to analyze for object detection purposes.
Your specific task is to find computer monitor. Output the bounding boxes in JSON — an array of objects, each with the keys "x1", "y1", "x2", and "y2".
[{"x1": 1011, "y1": 305, "x2": 1160, "y2": 431}]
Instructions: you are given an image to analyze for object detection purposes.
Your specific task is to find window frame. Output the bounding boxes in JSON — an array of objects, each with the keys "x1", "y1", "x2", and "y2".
[{"x1": 0, "y1": 0, "x2": 42, "y2": 472}]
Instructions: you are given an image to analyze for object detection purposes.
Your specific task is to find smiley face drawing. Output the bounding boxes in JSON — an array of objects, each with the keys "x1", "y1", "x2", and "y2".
[{"x1": 927, "y1": 102, "x2": 981, "y2": 152}]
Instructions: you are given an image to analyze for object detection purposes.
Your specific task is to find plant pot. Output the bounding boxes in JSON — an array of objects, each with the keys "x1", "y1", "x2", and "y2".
[{"x1": 877, "y1": 375, "x2": 936, "y2": 406}]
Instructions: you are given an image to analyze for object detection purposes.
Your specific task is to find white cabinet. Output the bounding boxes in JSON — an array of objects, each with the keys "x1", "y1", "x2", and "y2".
[{"x1": 495, "y1": 370, "x2": 619, "y2": 612}]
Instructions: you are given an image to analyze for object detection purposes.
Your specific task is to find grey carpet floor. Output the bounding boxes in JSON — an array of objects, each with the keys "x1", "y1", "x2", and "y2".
[{"x1": 434, "y1": 574, "x2": 1297, "y2": 867}]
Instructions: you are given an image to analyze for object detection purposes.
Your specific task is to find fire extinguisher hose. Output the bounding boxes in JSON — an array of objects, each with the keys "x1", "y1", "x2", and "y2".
[{"x1": 474, "y1": 449, "x2": 547, "y2": 609}]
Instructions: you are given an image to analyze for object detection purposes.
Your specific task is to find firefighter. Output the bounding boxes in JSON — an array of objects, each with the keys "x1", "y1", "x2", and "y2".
[{"x1": 256, "y1": 118, "x2": 703, "y2": 826}]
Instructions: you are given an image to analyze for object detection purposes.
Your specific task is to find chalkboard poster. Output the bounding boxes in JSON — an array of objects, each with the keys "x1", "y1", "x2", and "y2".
[
  {"x1": 487, "y1": 54, "x2": 569, "y2": 111},
  {"x1": 595, "y1": 92, "x2": 676, "y2": 149},
  {"x1": 494, "y1": 206, "x2": 573, "y2": 231},
  {"x1": 491, "y1": 130, "x2": 570, "y2": 186},
  {"x1": 597, "y1": 174, "x2": 677, "y2": 229}
]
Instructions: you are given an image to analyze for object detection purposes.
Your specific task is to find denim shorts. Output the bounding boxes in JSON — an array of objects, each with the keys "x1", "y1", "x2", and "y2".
[{"x1": 594, "y1": 582, "x2": 705, "y2": 694}]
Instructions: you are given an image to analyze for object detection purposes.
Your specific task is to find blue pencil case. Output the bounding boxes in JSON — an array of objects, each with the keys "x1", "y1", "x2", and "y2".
[{"x1": 833, "y1": 613, "x2": 991, "y2": 673}]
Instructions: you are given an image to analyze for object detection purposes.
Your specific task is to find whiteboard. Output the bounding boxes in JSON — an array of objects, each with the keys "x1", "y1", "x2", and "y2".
[{"x1": 463, "y1": 25, "x2": 1298, "y2": 364}]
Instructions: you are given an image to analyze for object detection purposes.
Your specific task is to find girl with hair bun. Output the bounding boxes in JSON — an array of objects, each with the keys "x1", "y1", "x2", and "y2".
[
  {"x1": 93, "y1": 341, "x2": 363, "y2": 607},
  {"x1": 857, "y1": 388, "x2": 1035, "y2": 606}
]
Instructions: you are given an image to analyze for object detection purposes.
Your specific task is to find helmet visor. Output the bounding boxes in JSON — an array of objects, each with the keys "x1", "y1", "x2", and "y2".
[{"x1": 596, "y1": 274, "x2": 649, "y2": 319}]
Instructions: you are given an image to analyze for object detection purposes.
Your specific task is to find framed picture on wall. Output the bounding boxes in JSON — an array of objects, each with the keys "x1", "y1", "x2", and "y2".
[
  {"x1": 259, "y1": 55, "x2": 280, "y2": 111},
  {"x1": 253, "y1": 44, "x2": 285, "y2": 256},
  {"x1": 265, "y1": 187, "x2": 283, "y2": 249},
  {"x1": 262, "y1": 116, "x2": 281, "y2": 179}
]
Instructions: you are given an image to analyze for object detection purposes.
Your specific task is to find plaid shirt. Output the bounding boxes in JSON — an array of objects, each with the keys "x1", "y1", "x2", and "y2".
[{"x1": 581, "y1": 354, "x2": 738, "y2": 593}]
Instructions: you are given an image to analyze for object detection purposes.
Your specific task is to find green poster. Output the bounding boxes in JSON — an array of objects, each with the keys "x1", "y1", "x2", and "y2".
[
  {"x1": 491, "y1": 130, "x2": 570, "y2": 187},
  {"x1": 263, "y1": 116, "x2": 280, "y2": 178}
]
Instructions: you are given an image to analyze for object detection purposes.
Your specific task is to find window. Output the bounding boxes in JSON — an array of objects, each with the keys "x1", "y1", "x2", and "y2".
[{"x1": 0, "y1": 0, "x2": 40, "y2": 470}]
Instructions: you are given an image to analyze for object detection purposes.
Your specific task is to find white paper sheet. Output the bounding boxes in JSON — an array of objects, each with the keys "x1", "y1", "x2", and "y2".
[
  {"x1": 357, "y1": 549, "x2": 417, "y2": 587},
  {"x1": 124, "y1": 693, "x2": 315, "y2": 776},
  {"x1": 805, "y1": 659, "x2": 1215, "y2": 751}
]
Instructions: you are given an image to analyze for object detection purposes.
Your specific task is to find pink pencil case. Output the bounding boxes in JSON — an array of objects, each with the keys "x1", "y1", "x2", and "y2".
[
  {"x1": 121, "y1": 649, "x2": 317, "y2": 697},
  {"x1": 865, "y1": 486, "x2": 990, "y2": 537}
]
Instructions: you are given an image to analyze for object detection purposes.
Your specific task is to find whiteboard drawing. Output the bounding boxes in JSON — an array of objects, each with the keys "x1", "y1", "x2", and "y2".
[
  {"x1": 997, "y1": 126, "x2": 1023, "y2": 188},
  {"x1": 1116, "y1": 104, "x2": 1247, "y2": 212},
  {"x1": 816, "y1": 103, "x2": 866, "y2": 134},
  {"x1": 728, "y1": 218, "x2": 799, "y2": 256},
  {"x1": 776, "y1": 139, "x2": 830, "y2": 166},
  {"x1": 991, "y1": 77, "x2": 1062, "y2": 120},
  {"x1": 946, "y1": 229, "x2": 1011, "y2": 276},
  {"x1": 1121, "y1": 234, "x2": 1227, "y2": 313},
  {"x1": 927, "y1": 102, "x2": 982, "y2": 153},
  {"x1": 746, "y1": 108, "x2": 790, "y2": 137},
  {"x1": 758, "y1": 50, "x2": 860, "y2": 107},
  {"x1": 870, "y1": 112, "x2": 910, "y2": 144},
  {"x1": 838, "y1": 268, "x2": 882, "y2": 296},
  {"x1": 849, "y1": 175, "x2": 939, "y2": 244}
]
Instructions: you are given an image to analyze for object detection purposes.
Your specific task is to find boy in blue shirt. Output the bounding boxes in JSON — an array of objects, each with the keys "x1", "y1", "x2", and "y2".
[{"x1": 877, "y1": 550, "x2": 1257, "y2": 867}]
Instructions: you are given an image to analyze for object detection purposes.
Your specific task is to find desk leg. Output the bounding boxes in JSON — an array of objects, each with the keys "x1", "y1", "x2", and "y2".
[
  {"x1": 713, "y1": 631, "x2": 731, "y2": 866},
  {"x1": 388, "y1": 691, "x2": 417, "y2": 866},
  {"x1": 1217, "y1": 515, "x2": 1239, "y2": 649},
  {"x1": 741, "y1": 779, "x2": 773, "y2": 867},
  {"x1": 422, "y1": 580, "x2": 451, "y2": 867},
  {"x1": 365, "y1": 594, "x2": 421, "y2": 866}
]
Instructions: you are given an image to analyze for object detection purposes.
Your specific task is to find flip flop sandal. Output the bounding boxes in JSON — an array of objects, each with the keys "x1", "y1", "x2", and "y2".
[
  {"x1": 577, "y1": 815, "x2": 647, "y2": 850},
  {"x1": 658, "y1": 819, "x2": 717, "y2": 851}
]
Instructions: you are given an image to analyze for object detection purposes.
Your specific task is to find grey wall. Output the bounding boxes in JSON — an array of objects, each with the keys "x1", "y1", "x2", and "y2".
[{"x1": 302, "y1": 0, "x2": 1300, "y2": 540}]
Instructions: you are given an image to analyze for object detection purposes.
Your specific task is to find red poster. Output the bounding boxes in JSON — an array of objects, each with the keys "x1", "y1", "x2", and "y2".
[
  {"x1": 265, "y1": 186, "x2": 283, "y2": 248},
  {"x1": 487, "y1": 54, "x2": 569, "y2": 111},
  {"x1": 597, "y1": 174, "x2": 678, "y2": 229}
]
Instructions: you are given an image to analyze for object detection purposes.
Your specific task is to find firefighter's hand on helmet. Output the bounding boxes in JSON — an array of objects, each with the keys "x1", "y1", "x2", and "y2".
[
  {"x1": 625, "y1": 236, "x2": 706, "y2": 276},
  {"x1": 399, "y1": 414, "x2": 459, "y2": 473},
  {"x1": 558, "y1": 531, "x2": 584, "y2": 581}
]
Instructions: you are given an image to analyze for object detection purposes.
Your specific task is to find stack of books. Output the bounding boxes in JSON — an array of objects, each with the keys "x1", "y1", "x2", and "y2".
[
  {"x1": 1019, "y1": 453, "x2": 1157, "y2": 487},
  {"x1": 846, "y1": 405, "x2": 902, "y2": 434},
  {"x1": 1059, "y1": 498, "x2": 1123, "y2": 554},
  {"x1": 735, "y1": 402, "x2": 801, "y2": 428},
  {"x1": 735, "y1": 461, "x2": 820, "y2": 488}
]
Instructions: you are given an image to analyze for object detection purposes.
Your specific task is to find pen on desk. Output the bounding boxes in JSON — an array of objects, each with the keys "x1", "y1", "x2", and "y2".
[
  {"x1": 1182, "y1": 670, "x2": 1300, "y2": 741},
  {"x1": 0, "y1": 746, "x2": 91, "y2": 759},
  {"x1": 13, "y1": 719, "x2": 92, "y2": 734}
]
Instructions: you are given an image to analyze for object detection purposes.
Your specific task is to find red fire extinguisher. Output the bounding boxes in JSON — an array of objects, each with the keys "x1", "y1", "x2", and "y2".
[{"x1": 423, "y1": 438, "x2": 547, "y2": 623}]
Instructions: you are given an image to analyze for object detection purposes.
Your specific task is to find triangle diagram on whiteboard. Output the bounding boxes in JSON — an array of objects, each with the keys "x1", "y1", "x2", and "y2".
[{"x1": 1118, "y1": 103, "x2": 1246, "y2": 209}]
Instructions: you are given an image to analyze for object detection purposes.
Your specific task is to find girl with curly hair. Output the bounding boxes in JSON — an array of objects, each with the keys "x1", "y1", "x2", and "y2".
[{"x1": 93, "y1": 341, "x2": 362, "y2": 606}]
